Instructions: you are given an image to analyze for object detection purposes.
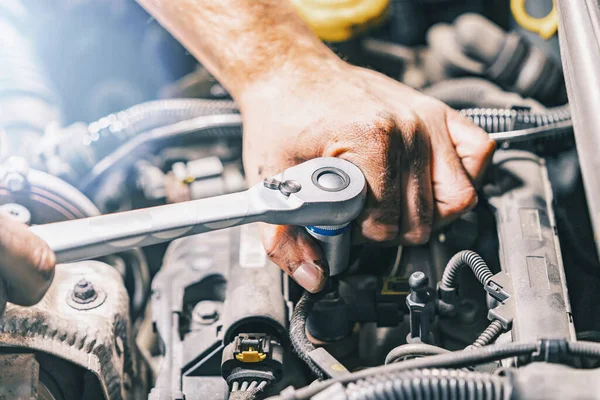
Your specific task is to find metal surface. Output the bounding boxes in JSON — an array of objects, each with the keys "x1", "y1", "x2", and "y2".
[
  {"x1": 0, "y1": 354, "x2": 39, "y2": 400},
  {"x1": 484, "y1": 150, "x2": 576, "y2": 342},
  {"x1": 30, "y1": 157, "x2": 366, "y2": 263},
  {"x1": 222, "y1": 224, "x2": 287, "y2": 344},
  {"x1": 556, "y1": 0, "x2": 600, "y2": 260},
  {"x1": 0, "y1": 261, "x2": 134, "y2": 400},
  {"x1": 306, "y1": 225, "x2": 351, "y2": 276},
  {"x1": 150, "y1": 224, "x2": 303, "y2": 400}
]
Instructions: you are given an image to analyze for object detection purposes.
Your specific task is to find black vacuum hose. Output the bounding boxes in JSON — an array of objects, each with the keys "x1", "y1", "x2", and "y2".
[{"x1": 424, "y1": 78, "x2": 545, "y2": 111}]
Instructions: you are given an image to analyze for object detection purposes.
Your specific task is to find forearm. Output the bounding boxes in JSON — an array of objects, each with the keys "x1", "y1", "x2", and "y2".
[{"x1": 137, "y1": 0, "x2": 341, "y2": 101}]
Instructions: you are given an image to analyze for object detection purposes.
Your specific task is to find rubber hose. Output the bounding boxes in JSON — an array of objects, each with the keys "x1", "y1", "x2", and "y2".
[
  {"x1": 440, "y1": 250, "x2": 494, "y2": 291},
  {"x1": 461, "y1": 105, "x2": 570, "y2": 133},
  {"x1": 469, "y1": 320, "x2": 505, "y2": 349},
  {"x1": 290, "y1": 292, "x2": 326, "y2": 380},
  {"x1": 454, "y1": 14, "x2": 506, "y2": 65},
  {"x1": 385, "y1": 343, "x2": 449, "y2": 364},
  {"x1": 344, "y1": 369, "x2": 510, "y2": 400},
  {"x1": 77, "y1": 113, "x2": 242, "y2": 193},
  {"x1": 0, "y1": 2, "x2": 61, "y2": 156},
  {"x1": 423, "y1": 78, "x2": 545, "y2": 111},
  {"x1": 285, "y1": 342, "x2": 540, "y2": 400},
  {"x1": 84, "y1": 98, "x2": 238, "y2": 161}
]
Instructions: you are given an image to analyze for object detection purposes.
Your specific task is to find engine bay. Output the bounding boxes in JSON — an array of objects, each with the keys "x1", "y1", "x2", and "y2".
[{"x1": 2, "y1": 1, "x2": 600, "y2": 399}]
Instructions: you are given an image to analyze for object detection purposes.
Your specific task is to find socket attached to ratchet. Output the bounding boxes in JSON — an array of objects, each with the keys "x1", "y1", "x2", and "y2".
[{"x1": 30, "y1": 157, "x2": 367, "y2": 276}]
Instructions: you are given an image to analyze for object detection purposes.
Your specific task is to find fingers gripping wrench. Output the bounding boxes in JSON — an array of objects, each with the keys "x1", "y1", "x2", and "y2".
[{"x1": 30, "y1": 157, "x2": 366, "y2": 276}]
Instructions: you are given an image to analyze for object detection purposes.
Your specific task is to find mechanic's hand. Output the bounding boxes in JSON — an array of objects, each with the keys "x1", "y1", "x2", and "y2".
[
  {"x1": 0, "y1": 213, "x2": 56, "y2": 314},
  {"x1": 240, "y1": 65, "x2": 495, "y2": 293}
]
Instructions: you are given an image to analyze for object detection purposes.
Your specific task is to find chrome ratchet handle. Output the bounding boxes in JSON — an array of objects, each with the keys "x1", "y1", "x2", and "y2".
[{"x1": 29, "y1": 157, "x2": 367, "y2": 263}]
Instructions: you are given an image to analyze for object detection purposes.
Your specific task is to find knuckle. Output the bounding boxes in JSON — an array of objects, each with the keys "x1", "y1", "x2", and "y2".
[
  {"x1": 32, "y1": 246, "x2": 55, "y2": 283},
  {"x1": 447, "y1": 186, "x2": 478, "y2": 215},
  {"x1": 481, "y1": 135, "x2": 497, "y2": 156},
  {"x1": 360, "y1": 214, "x2": 400, "y2": 242},
  {"x1": 372, "y1": 225, "x2": 400, "y2": 242},
  {"x1": 403, "y1": 225, "x2": 432, "y2": 245}
]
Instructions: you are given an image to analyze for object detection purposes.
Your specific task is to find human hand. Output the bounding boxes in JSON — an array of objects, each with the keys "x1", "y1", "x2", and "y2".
[
  {"x1": 0, "y1": 213, "x2": 56, "y2": 314},
  {"x1": 239, "y1": 63, "x2": 495, "y2": 293}
]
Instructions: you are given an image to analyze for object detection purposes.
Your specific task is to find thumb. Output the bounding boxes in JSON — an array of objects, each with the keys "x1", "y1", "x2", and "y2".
[
  {"x1": 446, "y1": 110, "x2": 496, "y2": 187},
  {"x1": 261, "y1": 223, "x2": 328, "y2": 293}
]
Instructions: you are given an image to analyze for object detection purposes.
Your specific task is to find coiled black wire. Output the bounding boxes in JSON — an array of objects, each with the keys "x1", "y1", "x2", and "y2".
[
  {"x1": 289, "y1": 292, "x2": 326, "y2": 380},
  {"x1": 469, "y1": 320, "x2": 505, "y2": 349},
  {"x1": 440, "y1": 250, "x2": 494, "y2": 290},
  {"x1": 345, "y1": 369, "x2": 510, "y2": 400},
  {"x1": 461, "y1": 105, "x2": 570, "y2": 134}
]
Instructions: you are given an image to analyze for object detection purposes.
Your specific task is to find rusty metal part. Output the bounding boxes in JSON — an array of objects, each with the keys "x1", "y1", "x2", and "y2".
[
  {"x1": 0, "y1": 353, "x2": 39, "y2": 399},
  {"x1": 0, "y1": 261, "x2": 134, "y2": 400}
]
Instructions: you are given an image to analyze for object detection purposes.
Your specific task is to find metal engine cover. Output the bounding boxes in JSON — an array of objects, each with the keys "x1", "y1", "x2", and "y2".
[{"x1": 0, "y1": 261, "x2": 134, "y2": 400}]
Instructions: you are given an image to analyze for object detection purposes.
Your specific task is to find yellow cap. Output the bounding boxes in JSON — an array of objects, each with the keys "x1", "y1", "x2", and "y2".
[
  {"x1": 510, "y1": 0, "x2": 558, "y2": 40},
  {"x1": 292, "y1": 0, "x2": 390, "y2": 42}
]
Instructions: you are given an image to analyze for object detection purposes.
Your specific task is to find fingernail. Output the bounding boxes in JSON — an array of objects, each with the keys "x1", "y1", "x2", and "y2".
[{"x1": 292, "y1": 262, "x2": 324, "y2": 293}]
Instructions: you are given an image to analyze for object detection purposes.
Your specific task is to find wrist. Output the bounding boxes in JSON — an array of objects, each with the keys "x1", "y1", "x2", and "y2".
[{"x1": 235, "y1": 47, "x2": 347, "y2": 110}]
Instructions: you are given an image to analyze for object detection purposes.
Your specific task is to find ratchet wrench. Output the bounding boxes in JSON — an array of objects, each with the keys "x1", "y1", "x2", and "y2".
[{"x1": 30, "y1": 157, "x2": 367, "y2": 271}]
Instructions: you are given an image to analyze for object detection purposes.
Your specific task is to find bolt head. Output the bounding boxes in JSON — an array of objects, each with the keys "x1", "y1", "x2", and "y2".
[
  {"x1": 409, "y1": 271, "x2": 429, "y2": 292},
  {"x1": 4, "y1": 173, "x2": 25, "y2": 192},
  {"x1": 263, "y1": 177, "x2": 281, "y2": 190},
  {"x1": 279, "y1": 180, "x2": 302, "y2": 195},
  {"x1": 73, "y1": 279, "x2": 97, "y2": 302},
  {"x1": 0, "y1": 203, "x2": 31, "y2": 225}
]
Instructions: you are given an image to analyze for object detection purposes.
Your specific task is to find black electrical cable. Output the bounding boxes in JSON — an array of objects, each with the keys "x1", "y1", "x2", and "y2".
[
  {"x1": 440, "y1": 250, "x2": 494, "y2": 290},
  {"x1": 468, "y1": 320, "x2": 505, "y2": 349},
  {"x1": 279, "y1": 341, "x2": 600, "y2": 399},
  {"x1": 568, "y1": 341, "x2": 600, "y2": 358},
  {"x1": 385, "y1": 343, "x2": 449, "y2": 364},
  {"x1": 343, "y1": 369, "x2": 510, "y2": 400},
  {"x1": 289, "y1": 292, "x2": 326, "y2": 380},
  {"x1": 282, "y1": 342, "x2": 539, "y2": 400}
]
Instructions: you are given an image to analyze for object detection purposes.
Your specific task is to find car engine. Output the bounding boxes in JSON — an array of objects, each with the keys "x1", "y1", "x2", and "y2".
[{"x1": 2, "y1": 1, "x2": 600, "y2": 399}]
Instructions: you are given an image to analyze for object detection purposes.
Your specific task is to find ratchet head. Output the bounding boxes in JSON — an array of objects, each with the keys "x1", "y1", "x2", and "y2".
[{"x1": 257, "y1": 157, "x2": 367, "y2": 227}]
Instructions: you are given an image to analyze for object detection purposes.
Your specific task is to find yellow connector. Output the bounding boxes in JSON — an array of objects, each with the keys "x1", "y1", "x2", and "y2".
[
  {"x1": 292, "y1": 0, "x2": 390, "y2": 42},
  {"x1": 511, "y1": 0, "x2": 558, "y2": 40},
  {"x1": 235, "y1": 347, "x2": 267, "y2": 363}
]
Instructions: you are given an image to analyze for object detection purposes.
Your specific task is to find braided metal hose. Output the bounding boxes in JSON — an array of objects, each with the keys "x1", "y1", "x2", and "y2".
[
  {"x1": 82, "y1": 99, "x2": 239, "y2": 161},
  {"x1": 86, "y1": 98, "x2": 238, "y2": 139},
  {"x1": 440, "y1": 250, "x2": 494, "y2": 290},
  {"x1": 344, "y1": 369, "x2": 511, "y2": 400},
  {"x1": 461, "y1": 105, "x2": 570, "y2": 133},
  {"x1": 469, "y1": 320, "x2": 505, "y2": 349}
]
